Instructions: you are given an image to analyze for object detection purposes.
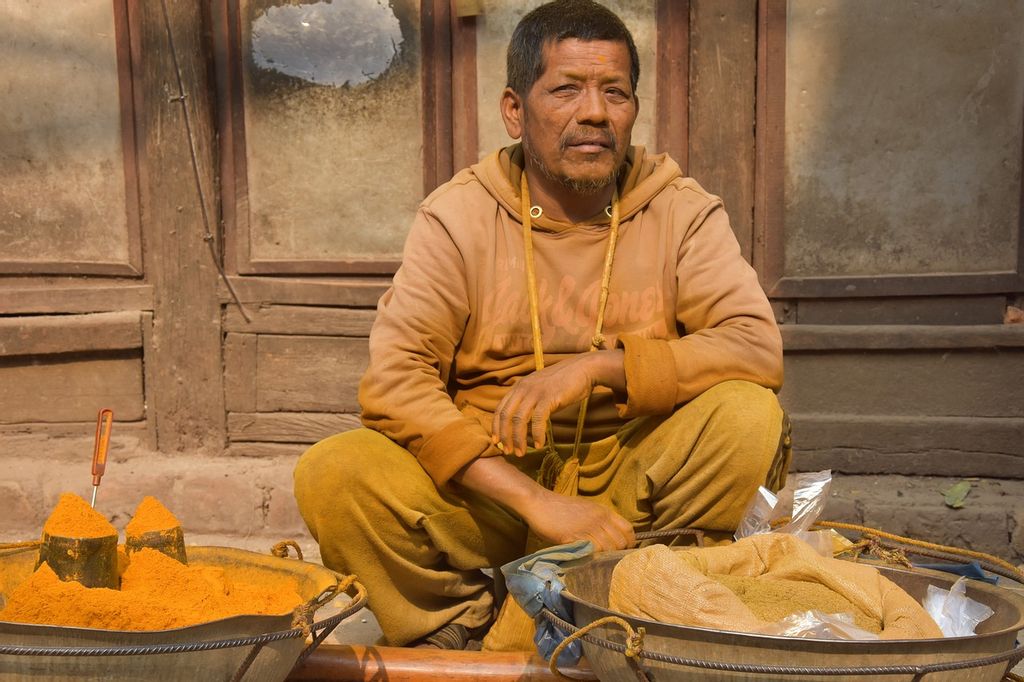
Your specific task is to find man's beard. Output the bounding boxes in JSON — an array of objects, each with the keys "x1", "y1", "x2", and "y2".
[{"x1": 522, "y1": 127, "x2": 621, "y2": 196}]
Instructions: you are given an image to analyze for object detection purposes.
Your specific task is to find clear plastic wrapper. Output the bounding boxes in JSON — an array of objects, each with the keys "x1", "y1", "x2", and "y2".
[
  {"x1": 732, "y1": 470, "x2": 996, "y2": 639},
  {"x1": 923, "y1": 576, "x2": 994, "y2": 637},
  {"x1": 735, "y1": 470, "x2": 833, "y2": 555},
  {"x1": 753, "y1": 610, "x2": 880, "y2": 640},
  {"x1": 734, "y1": 486, "x2": 777, "y2": 539}
]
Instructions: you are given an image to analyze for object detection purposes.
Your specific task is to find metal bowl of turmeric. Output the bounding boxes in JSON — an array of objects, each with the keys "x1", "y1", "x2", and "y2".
[
  {"x1": 557, "y1": 549, "x2": 1024, "y2": 682},
  {"x1": 0, "y1": 543, "x2": 364, "y2": 682},
  {"x1": 0, "y1": 494, "x2": 365, "y2": 682}
]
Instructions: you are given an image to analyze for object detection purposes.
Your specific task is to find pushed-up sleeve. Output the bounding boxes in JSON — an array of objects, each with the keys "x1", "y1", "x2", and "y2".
[
  {"x1": 616, "y1": 197, "x2": 783, "y2": 418},
  {"x1": 359, "y1": 208, "x2": 498, "y2": 486}
]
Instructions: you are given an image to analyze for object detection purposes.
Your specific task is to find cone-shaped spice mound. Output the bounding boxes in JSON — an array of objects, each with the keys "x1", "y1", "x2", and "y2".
[
  {"x1": 125, "y1": 495, "x2": 180, "y2": 535},
  {"x1": 42, "y1": 492, "x2": 116, "y2": 539}
]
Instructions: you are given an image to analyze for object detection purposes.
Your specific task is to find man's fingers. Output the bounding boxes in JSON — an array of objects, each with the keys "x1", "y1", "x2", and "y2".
[
  {"x1": 597, "y1": 512, "x2": 635, "y2": 551},
  {"x1": 491, "y1": 361, "x2": 591, "y2": 454},
  {"x1": 510, "y1": 411, "x2": 530, "y2": 456},
  {"x1": 615, "y1": 522, "x2": 636, "y2": 550},
  {"x1": 589, "y1": 525, "x2": 626, "y2": 553},
  {"x1": 513, "y1": 396, "x2": 553, "y2": 455},
  {"x1": 531, "y1": 410, "x2": 548, "y2": 450},
  {"x1": 615, "y1": 514, "x2": 636, "y2": 549},
  {"x1": 492, "y1": 387, "x2": 527, "y2": 453},
  {"x1": 490, "y1": 394, "x2": 508, "y2": 445},
  {"x1": 492, "y1": 381, "x2": 552, "y2": 456}
]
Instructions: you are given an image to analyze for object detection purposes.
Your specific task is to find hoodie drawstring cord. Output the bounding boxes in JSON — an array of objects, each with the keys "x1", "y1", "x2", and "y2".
[{"x1": 519, "y1": 172, "x2": 621, "y2": 493}]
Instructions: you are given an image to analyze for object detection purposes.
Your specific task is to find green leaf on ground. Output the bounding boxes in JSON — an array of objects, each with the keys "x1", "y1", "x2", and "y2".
[{"x1": 942, "y1": 480, "x2": 972, "y2": 509}]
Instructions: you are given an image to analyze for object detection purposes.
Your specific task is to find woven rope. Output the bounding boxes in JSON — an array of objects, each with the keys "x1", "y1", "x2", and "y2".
[
  {"x1": 548, "y1": 615, "x2": 645, "y2": 680},
  {"x1": 270, "y1": 539, "x2": 303, "y2": 561},
  {"x1": 814, "y1": 520, "x2": 1024, "y2": 581}
]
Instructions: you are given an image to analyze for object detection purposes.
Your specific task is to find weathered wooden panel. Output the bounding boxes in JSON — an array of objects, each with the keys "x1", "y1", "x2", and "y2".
[
  {"x1": 0, "y1": 420, "x2": 147, "y2": 437},
  {"x1": 474, "y1": 0, "x2": 658, "y2": 158},
  {"x1": 422, "y1": 0, "x2": 454, "y2": 194},
  {"x1": 781, "y1": 324, "x2": 1024, "y2": 351},
  {"x1": 0, "y1": 0, "x2": 138, "y2": 274},
  {"x1": 0, "y1": 284, "x2": 154, "y2": 315},
  {"x1": 791, "y1": 414, "x2": 1024, "y2": 478},
  {"x1": 228, "y1": 412, "x2": 361, "y2": 443},
  {"x1": 225, "y1": 442, "x2": 310, "y2": 459},
  {"x1": 224, "y1": 333, "x2": 258, "y2": 413},
  {"x1": 219, "y1": 277, "x2": 389, "y2": 308},
  {"x1": 0, "y1": 352, "x2": 144, "y2": 423},
  {"x1": 224, "y1": 305, "x2": 376, "y2": 336},
  {"x1": 688, "y1": 0, "x2": 757, "y2": 260},
  {"x1": 237, "y1": 0, "x2": 424, "y2": 267},
  {"x1": 784, "y1": 0, "x2": 1024, "y2": 278},
  {"x1": 780, "y1": 349, "x2": 1024, "y2": 418},
  {"x1": 451, "y1": 6, "x2": 479, "y2": 174},
  {"x1": 655, "y1": 0, "x2": 688, "y2": 169},
  {"x1": 795, "y1": 296, "x2": 1008, "y2": 326},
  {"x1": 0, "y1": 312, "x2": 142, "y2": 357},
  {"x1": 140, "y1": 311, "x2": 156, "y2": 450},
  {"x1": 136, "y1": 0, "x2": 225, "y2": 450},
  {"x1": 256, "y1": 335, "x2": 369, "y2": 412}
]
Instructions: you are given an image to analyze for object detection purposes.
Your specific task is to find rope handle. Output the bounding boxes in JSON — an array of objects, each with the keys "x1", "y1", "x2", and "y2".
[
  {"x1": 292, "y1": 570, "x2": 364, "y2": 637},
  {"x1": 548, "y1": 615, "x2": 646, "y2": 680},
  {"x1": 268, "y1": 540, "x2": 364, "y2": 636},
  {"x1": 293, "y1": 572, "x2": 367, "y2": 668},
  {"x1": 269, "y1": 537, "x2": 365, "y2": 621},
  {"x1": 808, "y1": 520, "x2": 1024, "y2": 583},
  {"x1": 270, "y1": 539, "x2": 303, "y2": 561}
]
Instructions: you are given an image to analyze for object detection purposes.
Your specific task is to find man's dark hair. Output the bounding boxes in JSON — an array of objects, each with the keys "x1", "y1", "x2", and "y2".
[{"x1": 506, "y1": 0, "x2": 640, "y2": 96}]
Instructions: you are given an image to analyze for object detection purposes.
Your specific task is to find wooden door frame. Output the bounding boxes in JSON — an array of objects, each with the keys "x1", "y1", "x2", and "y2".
[
  {"x1": 753, "y1": 0, "x2": 1024, "y2": 299},
  {"x1": 0, "y1": 0, "x2": 143, "y2": 277},
  {"x1": 213, "y1": 0, "x2": 462, "y2": 277}
]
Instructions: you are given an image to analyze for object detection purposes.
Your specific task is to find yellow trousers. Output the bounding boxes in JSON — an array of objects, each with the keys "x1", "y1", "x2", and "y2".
[{"x1": 293, "y1": 380, "x2": 789, "y2": 645}]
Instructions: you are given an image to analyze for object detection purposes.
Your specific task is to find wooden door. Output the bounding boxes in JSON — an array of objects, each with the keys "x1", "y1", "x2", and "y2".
[{"x1": 754, "y1": 0, "x2": 1024, "y2": 479}]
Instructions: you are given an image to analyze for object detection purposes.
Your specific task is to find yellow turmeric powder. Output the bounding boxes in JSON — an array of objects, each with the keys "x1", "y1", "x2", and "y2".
[
  {"x1": 1, "y1": 494, "x2": 305, "y2": 630},
  {"x1": 126, "y1": 496, "x2": 180, "y2": 535},
  {"x1": 0, "y1": 549, "x2": 303, "y2": 630},
  {"x1": 42, "y1": 493, "x2": 116, "y2": 539}
]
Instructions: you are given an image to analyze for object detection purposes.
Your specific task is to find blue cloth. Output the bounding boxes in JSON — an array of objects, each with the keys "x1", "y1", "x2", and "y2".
[
  {"x1": 501, "y1": 540, "x2": 594, "y2": 666},
  {"x1": 912, "y1": 560, "x2": 999, "y2": 585}
]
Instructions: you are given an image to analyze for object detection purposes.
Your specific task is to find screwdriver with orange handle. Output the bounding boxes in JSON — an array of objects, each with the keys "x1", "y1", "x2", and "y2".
[{"x1": 90, "y1": 409, "x2": 113, "y2": 508}]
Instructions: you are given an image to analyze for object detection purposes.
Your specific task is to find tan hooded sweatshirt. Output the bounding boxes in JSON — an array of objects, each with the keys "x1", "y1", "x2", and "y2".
[{"x1": 359, "y1": 145, "x2": 782, "y2": 486}]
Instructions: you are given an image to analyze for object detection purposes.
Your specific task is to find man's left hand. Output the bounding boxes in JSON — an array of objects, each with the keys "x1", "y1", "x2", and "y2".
[{"x1": 491, "y1": 348, "x2": 625, "y2": 456}]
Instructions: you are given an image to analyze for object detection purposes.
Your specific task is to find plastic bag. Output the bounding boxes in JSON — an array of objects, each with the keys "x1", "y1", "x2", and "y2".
[
  {"x1": 922, "y1": 576, "x2": 994, "y2": 637},
  {"x1": 501, "y1": 540, "x2": 594, "y2": 666},
  {"x1": 735, "y1": 470, "x2": 834, "y2": 555},
  {"x1": 753, "y1": 610, "x2": 880, "y2": 640}
]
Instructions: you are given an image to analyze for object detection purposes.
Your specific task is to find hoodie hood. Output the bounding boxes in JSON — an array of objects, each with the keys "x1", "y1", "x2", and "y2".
[{"x1": 471, "y1": 144, "x2": 683, "y2": 233}]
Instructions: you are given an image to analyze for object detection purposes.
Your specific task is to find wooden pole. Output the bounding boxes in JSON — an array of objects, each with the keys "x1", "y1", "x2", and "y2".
[{"x1": 287, "y1": 644, "x2": 596, "y2": 682}]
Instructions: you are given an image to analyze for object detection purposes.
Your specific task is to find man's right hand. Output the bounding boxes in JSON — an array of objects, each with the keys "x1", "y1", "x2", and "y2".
[
  {"x1": 519, "y1": 491, "x2": 635, "y2": 551},
  {"x1": 451, "y1": 455, "x2": 635, "y2": 552}
]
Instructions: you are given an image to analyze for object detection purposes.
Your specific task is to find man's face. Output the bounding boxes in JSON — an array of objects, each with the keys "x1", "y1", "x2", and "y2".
[{"x1": 503, "y1": 38, "x2": 638, "y2": 196}]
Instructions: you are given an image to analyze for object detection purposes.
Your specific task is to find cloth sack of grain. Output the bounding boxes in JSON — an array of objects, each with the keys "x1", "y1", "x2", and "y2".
[{"x1": 609, "y1": 533, "x2": 942, "y2": 639}]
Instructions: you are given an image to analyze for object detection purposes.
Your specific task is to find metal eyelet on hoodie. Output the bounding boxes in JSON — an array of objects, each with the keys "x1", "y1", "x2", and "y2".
[
  {"x1": 529, "y1": 205, "x2": 543, "y2": 219},
  {"x1": 605, "y1": 205, "x2": 613, "y2": 218}
]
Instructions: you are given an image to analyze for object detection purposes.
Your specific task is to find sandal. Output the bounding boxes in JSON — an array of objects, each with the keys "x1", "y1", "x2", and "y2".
[{"x1": 411, "y1": 622, "x2": 489, "y2": 650}]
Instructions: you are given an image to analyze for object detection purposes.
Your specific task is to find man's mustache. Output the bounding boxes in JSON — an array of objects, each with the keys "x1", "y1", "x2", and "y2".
[{"x1": 560, "y1": 128, "x2": 617, "y2": 152}]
